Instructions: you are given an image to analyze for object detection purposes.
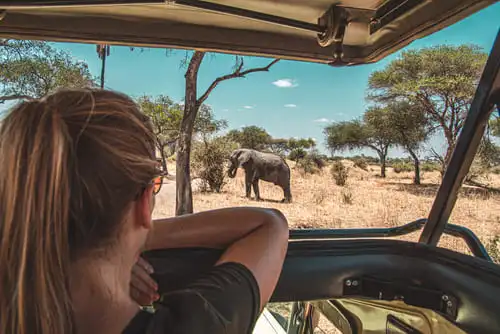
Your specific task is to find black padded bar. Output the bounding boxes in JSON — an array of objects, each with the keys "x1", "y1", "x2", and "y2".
[
  {"x1": 419, "y1": 29, "x2": 500, "y2": 246},
  {"x1": 290, "y1": 219, "x2": 492, "y2": 261}
]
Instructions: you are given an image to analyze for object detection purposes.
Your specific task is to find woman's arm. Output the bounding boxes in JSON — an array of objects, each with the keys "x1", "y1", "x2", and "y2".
[{"x1": 144, "y1": 207, "x2": 289, "y2": 309}]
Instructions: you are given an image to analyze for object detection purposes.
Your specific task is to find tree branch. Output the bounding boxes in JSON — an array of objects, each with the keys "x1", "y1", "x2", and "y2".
[
  {"x1": 0, "y1": 94, "x2": 35, "y2": 104},
  {"x1": 197, "y1": 58, "x2": 280, "y2": 106}
]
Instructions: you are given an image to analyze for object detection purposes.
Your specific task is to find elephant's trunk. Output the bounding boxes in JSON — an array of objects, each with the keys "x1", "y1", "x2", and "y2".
[{"x1": 227, "y1": 165, "x2": 237, "y2": 178}]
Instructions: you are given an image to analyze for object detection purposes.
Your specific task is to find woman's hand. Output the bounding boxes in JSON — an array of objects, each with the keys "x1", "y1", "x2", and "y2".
[{"x1": 130, "y1": 256, "x2": 160, "y2": 306}]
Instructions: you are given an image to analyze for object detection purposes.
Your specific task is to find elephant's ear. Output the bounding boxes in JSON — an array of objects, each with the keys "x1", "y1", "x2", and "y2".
[{"x1": 237, "y1": 151, "x2": 252, "y2": 167}]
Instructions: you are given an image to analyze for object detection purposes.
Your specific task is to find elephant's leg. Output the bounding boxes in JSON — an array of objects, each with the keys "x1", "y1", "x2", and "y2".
[
  {"x1": 245, "y1": 173, "x2": 252, "y2": 199},
  {"x1": 252, "y1": 180, "x2": 261, "y2": 201},
  {"x1": 283, "y1": 185, "x2": 292, "y2": 203}
]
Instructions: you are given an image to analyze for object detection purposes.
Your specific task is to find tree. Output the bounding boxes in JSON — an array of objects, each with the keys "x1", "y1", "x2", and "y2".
[
  {"x1": 138, "y1": 95, "x2": 226, "y2": 175},
  {"x1": 226, "y1": 125, "x2": 272, "y2": 150},
  {"x1": 177, "y1": 52, "x2": 279, "y2": 215},
  {"x1": 0, "y1": 40, "x2": 95, "y2": 103},
  {"x1": 324, "y1": 109, "x2": 393, "y2": 178},
  {"x1": 267, "y1": 138, "x2": 289, "y2": 156},
  {"x1": 383, "y1": 101, "x2": 431, "y2": 184},
  {"x1": 368, "y1": 44, "x2": 488, "y2": 170},
  {"x1": 491, "y1": 115, "x2": 500, "y2": 137}
]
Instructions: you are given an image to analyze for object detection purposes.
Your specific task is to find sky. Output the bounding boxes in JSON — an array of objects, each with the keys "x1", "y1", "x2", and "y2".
[{"x1": 15, "y1": 3, "x2": 500, "y2": 156}]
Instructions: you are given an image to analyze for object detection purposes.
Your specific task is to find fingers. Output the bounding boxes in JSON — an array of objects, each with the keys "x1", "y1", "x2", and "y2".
[
  {"x1": 130, "y1": 285, "x2": 155, "y2": 306},
  {"x1": 136, "y1": 256, "x2": 155, "y2": 274},
  {"x1": 130, "y1": 257, "x2": 159, "y2": 306},
  {"x1": 132, "y1": 262, "x2": 158, "y2": 291}
]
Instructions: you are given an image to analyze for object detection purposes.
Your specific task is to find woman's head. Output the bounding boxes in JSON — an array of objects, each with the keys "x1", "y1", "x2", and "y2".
[{"x1": 0, "y1": 88, "x2": 160, "y2": 333}]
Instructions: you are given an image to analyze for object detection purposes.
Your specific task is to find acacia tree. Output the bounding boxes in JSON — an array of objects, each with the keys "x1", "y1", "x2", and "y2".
[
  {"x1": 138, "y1": 95, "x2": 226, "y2": 175},
  {"x1": 383, "y1": 101, "x2": 431, "y2": 184},
  {"x1": 226, "y1": 125, "x2": 272, "y2": 150},
  {"x1": 324, "y1": 108, "x2": 394, "y2": 177},
  {"x1": 368, "y1": 44, "x2": 488, "y2": 171},
  {"x1": 177, "y1": 52, "x2": 279, "y2": 215},
  {"x1": 0, "y1": 39, "x2": 94, "y2": 103}
]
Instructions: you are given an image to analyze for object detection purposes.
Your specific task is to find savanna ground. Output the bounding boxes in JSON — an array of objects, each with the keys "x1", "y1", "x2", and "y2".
[{"x1": 153, "y1": 160, "x2": 500, "y2": 333}]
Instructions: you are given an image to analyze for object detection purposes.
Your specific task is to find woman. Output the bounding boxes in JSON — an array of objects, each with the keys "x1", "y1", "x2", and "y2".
[{"x1": 0, "y1": 88, "x2": 289, "y2": 334}]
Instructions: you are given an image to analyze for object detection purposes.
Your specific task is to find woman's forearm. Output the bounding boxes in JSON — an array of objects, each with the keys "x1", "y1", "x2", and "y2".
[{"x1": 144, "y1": 207, "x2": 288, "y2": 251}]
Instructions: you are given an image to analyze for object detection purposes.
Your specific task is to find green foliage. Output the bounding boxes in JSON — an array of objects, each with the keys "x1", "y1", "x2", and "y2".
[
  {"x1": 324, "y1": 108, "x2": 393, "y2": 177},
  {"x1": 486, "y1": 235, "x2": 500, "y2": 264},
  {"x1": 267, "y1": 138, "x2": 289, "y2": 156},
  {"x1": 368, "y1": 44, "x2": 488, "y2": 165},
  {"x1": 353, "y1": 157, "x2": 368, "y2": 171},
  {"x1": 138, "y1": 95, "x2": 227, "y2": 173},
  {"x1": 295, "y1": 150, "x2": 326, "y2": 174},
  {"x1": 393, "y1": 162, "x2": 413, "y2": 173},
  {"x1": 191, "y1": 137, "x2": 238, "y2": 193},
  {"x1": 330, "y1": 161, "x2": 348, "y2": 186},
  {"x1": 490, "y1": 116, "x2": 500, "y2": 138},
  {"x1": 226, "y1": 125, "x2": 271, "y2": 150},
  {"x1": 0, "y1": 40, "x2": 95, "y2": 102},
  {"x1": 324, "y1": 120, "x2": 368, "y2": 153},
  {"x1": 288, "y1": 148, "x2": 307, "y2": 162},
  {"x1": 421, "y1": 161, "x2": 440, "y2": 172}
]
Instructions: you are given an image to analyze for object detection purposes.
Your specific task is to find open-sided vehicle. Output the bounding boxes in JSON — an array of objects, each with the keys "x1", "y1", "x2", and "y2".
[{"x1": 1, "y1": 1, "x2": 499, "y2": 333}]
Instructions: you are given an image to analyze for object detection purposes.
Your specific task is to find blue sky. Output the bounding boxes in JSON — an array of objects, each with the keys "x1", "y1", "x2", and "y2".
[{"x1": 33, "y1": 3, "x2": 500, "y2": 156}]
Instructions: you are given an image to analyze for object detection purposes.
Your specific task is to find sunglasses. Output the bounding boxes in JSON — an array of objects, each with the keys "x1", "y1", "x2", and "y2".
[
  {"x1": 151, "y1": 174, "x2": 164, "y2": 195},
  {"x1": 135, "y1": 174, "x2": 164, "y2": 200}
]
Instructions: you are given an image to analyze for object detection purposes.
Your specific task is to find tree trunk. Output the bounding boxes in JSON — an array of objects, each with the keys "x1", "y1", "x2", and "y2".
[
  {"x1": 176, "y1": 51, "x2": 205, "y2": 216},
  {"x1": 159, "y1": 144, "x2": 168, "y2": 176},
  {"x1": 377, "y1": 150, "x2": 387, "y2": 178},
  {"x1": 407, "y1": 148, "x2": 421, "y2": 185}
]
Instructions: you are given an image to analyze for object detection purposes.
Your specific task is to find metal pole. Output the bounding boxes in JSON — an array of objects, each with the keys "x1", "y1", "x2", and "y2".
[
  {"x1": 419, "y1": 29, "x2": 500, "y2": 246},
  {"x1": 100, "y1": 47, "x2": 107, "y2": 89}
]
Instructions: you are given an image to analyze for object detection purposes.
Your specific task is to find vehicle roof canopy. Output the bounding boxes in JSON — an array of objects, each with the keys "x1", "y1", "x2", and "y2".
[{"x1": 0, "y1": 0, "x2": 497, "y2": 65}]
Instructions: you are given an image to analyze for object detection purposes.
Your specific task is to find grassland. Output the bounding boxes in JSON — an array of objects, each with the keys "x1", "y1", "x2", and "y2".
[{"x1": 153, "y1": 160, "x2": 500, "y2": 333}]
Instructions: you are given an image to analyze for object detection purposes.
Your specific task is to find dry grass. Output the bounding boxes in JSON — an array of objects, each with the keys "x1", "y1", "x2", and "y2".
[{"x1": 191, "y1": 160, "x2": 500, "y2": 254}]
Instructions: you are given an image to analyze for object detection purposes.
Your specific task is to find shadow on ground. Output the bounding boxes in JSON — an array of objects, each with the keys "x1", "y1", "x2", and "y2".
[{"x1": 387, "y1": 182, "x2": 496, "y2": 200}]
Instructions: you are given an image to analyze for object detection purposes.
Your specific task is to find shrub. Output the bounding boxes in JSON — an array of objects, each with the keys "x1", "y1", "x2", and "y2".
[
  {"x1": 296, "y1": 155, "x2": 319, "y2": 174},
  {"x1": 353, "y1": 157, "x2": 368, "y2": 171},
  {"x1": 393, "y1": 162, "x2": 413, "y2": 173},
  {"x1": 308, "y1": 149, "x2": 327, "y2": 169},
  {"x1": 288, "y1": 148, "x2": 307, "y2": 162},
  {"x1": 330, "y1": 161, "x2": 348, "y2": 186},
  {"x1": 341, "y1": 188, "x2": 353, "y2": 204},
  {"x1": 191, "y1": 137, "x2": 237, "y2": 192},
  {"x1": 486, "y1": 235, "x2": 500, "y2": 264},
  {"x1": 421, "y1": 161, "x2": 440, "y2": 172}
]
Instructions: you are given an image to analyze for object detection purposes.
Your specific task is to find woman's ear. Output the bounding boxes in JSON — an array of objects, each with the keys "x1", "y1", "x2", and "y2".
[{"x1": 135, "y1": 186, "x2": 154, "y2": 230}]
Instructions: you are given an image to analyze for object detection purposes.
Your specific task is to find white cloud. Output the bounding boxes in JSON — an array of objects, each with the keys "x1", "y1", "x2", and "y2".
[
  {"x1": 313, "y1": 118, "x2": 331, "y2": 123},
  {"x1": 243, "y1": 105, "x2": 254, "y2": 109},
  {"x1": 284, "y1": 104, "x2": 297, "y2": 108},
  {"x1": 272, "y1": 78, "x2": 298, "y2": 88}
]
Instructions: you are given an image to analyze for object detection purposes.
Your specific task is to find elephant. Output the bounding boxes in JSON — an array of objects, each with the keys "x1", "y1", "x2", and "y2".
[{"x1": 227, "y1": 148, "x2": 292, "y2": 203}]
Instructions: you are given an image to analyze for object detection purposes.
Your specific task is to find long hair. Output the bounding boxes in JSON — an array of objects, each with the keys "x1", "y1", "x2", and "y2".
[{"x1": 0, "y1": 88, "x2": 158, "y2": 333}]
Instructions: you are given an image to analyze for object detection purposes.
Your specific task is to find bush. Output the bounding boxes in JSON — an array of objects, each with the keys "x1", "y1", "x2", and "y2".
[
  {"x1": 393, "y1": 162, "x2": 413, "y2": 173},
  {"x1": 296, "y1": 155, "x2": 319, "y2": 174},
  {"x1": 330, "y1": 161, "x2": 348, "y2": 186},
  {"x1": 421, "y1": 161, "x2": 440, "y2": 172},
  {"x1": 353, "y1": 157, "x2": 368, "y2": 171},
  {"x1": 486, "y1": 235, "x2": 500, "y2": 264},
  {"x1": 341, "y1": 188, "x2": 353, "y2": 204},
  {"x1": 191, "y1": 137, "x2": 237, "y2": 192},
  {"x1": 288, "y1": 148, "x2": 307, "y2": 162}
]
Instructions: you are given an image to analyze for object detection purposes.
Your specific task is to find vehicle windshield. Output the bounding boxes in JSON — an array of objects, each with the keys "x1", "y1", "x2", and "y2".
[{"x1": 0, "y1": 3, "x2": 499, "y2": 263}]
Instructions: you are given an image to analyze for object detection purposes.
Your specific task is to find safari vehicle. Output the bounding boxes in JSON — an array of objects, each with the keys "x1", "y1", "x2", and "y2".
[{"x1": 1, "y1": 1, "x2": 499, "y2": 333}]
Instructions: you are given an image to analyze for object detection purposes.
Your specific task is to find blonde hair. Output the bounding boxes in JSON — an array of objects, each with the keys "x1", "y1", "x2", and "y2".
[{"x1": 0, "y1": 88, "x2": 158, "y2": 334}]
